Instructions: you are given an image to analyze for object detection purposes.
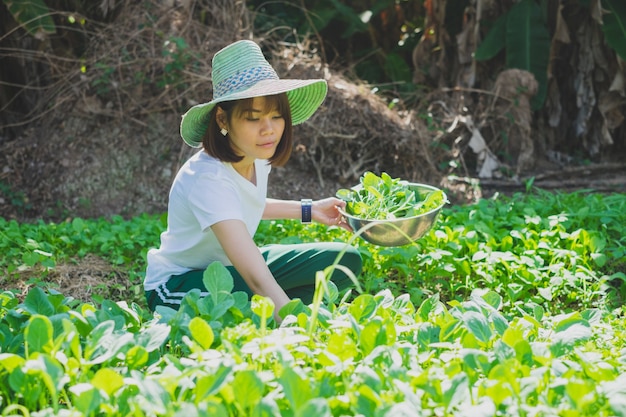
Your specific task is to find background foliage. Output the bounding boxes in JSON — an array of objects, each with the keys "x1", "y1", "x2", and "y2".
[{"x1": 2, "y1": 0, "x2": 625, "y2": 154}]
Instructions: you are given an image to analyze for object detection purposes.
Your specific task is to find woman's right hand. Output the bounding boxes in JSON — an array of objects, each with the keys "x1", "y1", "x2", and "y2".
[
  {"x1": 211, "y1": 219, "x2": 290, "y2": 321},
  {"x1": 312, "y1": 197, "x2": 352, "y2": 231}
]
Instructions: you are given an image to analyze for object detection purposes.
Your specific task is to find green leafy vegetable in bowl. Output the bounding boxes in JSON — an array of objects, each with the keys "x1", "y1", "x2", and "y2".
[{"x1": 337, "y1": 171, "x2": 446, "y2": 220}]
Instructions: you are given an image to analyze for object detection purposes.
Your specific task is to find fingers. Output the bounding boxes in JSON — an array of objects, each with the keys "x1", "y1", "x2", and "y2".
[{"x1": 335, "y1": 215, "x2": 353, "y2": 232}]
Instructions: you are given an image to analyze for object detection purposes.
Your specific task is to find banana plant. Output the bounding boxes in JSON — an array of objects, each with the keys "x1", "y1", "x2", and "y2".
[
  {"x1": 474, "y1": 0, "x2": 550, "y2": 110},
  {"x1": 601, "y1": 0, "x2": 626, "y2": 61},
  {"x1": 475, "y1": 0, "x2": 626, "y2": 110},
  {"x1": 2, "y1": 0, "x2": 55, "y2": 39}
]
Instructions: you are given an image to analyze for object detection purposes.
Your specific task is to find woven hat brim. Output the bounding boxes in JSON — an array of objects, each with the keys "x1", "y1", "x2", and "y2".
[{"x1": 180, "y1": 79, "x2": 328, "y2": 148}]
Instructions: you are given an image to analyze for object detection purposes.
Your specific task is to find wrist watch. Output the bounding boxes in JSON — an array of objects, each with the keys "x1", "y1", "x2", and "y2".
[{"x1": 301, "y1": 199, "x2": 312, "y2": 223}]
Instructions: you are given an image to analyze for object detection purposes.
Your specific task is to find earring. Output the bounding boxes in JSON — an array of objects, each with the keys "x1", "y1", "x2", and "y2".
[{"x1": 220, "y1": 128, "x2": 228, "y2": 136}]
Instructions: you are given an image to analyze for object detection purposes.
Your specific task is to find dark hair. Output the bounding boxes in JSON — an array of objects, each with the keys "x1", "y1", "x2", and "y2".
[{"x1": 202, "y1": 93, "x2": 293, "y2": 167}]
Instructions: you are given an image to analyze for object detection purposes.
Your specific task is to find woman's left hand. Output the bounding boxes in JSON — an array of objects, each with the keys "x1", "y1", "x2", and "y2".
[{"x1": 312, "y1": 197, "x2": 352, "y2": 231}]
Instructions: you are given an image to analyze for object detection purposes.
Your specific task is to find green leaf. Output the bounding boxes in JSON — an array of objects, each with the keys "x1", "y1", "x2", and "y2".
[
  {"x1": 355, "y1": 384, "x2": 382, "y2": 413},
  {"x1": 440, "y1": 317, "x2": 462, "y2": 342},
  {"x1": 462, "y1": 348, "x2": 492, "y2": 375},
  {"x1": 349, "y1": 294, "x2": 377, "y2": 323},
  {"x1": 232, "y1": 290, "x2": 250, "y2": 309},
  {"x1": 189, "y1": 316, "x2": 214, "y2": 349},
  {"x1": 328, "y1": 0, "x2": 368, "y2": 37},
  {"x1": 591, "y1": 252, "x2": 607, "y2": 267},
  {"x1": 384, "y1": 52, "x2": 412, "y2": 83},
  {"x1": 505, "y1": 0, "x2": 550, "y2": 109},
  {"x1": 326, "y1": 332, "x2": 358, "y2": 361},
  {"x1": 4, "y1": 0, "x2": 55, "y2": 38},
  {"x1": 463, "y1": 311, "x2": 492, "y2": 345},
  {"x1": 602, "y1": 0, "x2": 626, "y2": 61},
  {"x1": 551, "y1": 321, "x2": 591, "y2": 357},
  {"x1": 22, "y1": 251, "x2": 40, "y2": 267},
  {"x1": 92, "y1": 368, "x2": 124, "y2": 396},
  {"x1": 21, "y1": 287, "x2": 54, "y2": 316},
  {"x1": 513, "y1": 339, "x2": 533, "y2": 367},
  {"x1": 203, "y1": 262, "x2": 234, "y2": 306},
  {"x1": 209, "y1": 295, "x2": 235, "y2": 319},
  {"x1": 279, "y1": 367, "x2": 312, "y2": 411},
  {"x1": 336, "y1": 188, "x2": 356, "y2": 202},
  {"x1": 416, "y1": 322, "x2": 440, "y2": 349},
  {"x1": 443, "y1": 372, "x2": 469, "y2": 410},
  {"x1": 136, "y1": 322, "x2": 170, "y2": 352},
  {"x1": 233, "y1": 370, "x2": 265, "y2": 410},
  {"x1": 553, "y1": 312, "x2": 587, "y2": 333},
  {"x1": 491, "y1": 311, "x2": 509, "y2": 336},
  {"x1": 480, "y1": 291, "x2": 503, "y2": 310},
  {"x1": 25, "y1": 315, "x2": 53, "y2": 354},
  {"x1": 69, "y1": 384, "x2": 104, "y2": 417},
  {"x1": 296, "y1": 398, "x2": 331, "y2": 417},
  {"x1": 303, "y1": 6, "x2": 336, "y2": 33},
  {"x1": 602, "y1": 375, "x2": 626, "y2": 417},
  {"x1": 417, "y1": 293, "x2": 441, "y2": 321},
  {"x1": 279, "y1": 298, "x2": 309, "y2": 319},
  {"x1": 474, "y1": 13, "x2": 507, "y2": 61},
  {"x1": 195, "y1": 366, "x2": 233, "y2": 399},
  {"x1": 0, "y1": 353, "x2": 25, "y2": 374},
  {"x1": 125, "y1": 345, "x2": 149, "y2": 370},
  {"x1": 360, "y1": 318, "x2": 396, "y2": 355},
  {"x1": 251, "y1": 295, "x2": 275, "y2": 321},
  {"x1": 251, "y1": 398, "x2": 282, "y2": 417},
  {"x1": 476, "y1": 0, "x2": 550, "y2": 109}
]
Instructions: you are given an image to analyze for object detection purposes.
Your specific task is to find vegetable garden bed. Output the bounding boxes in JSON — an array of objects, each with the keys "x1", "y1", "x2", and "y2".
[{"x1": 1, "y1": 189, "x2": 625, "y2": 416}]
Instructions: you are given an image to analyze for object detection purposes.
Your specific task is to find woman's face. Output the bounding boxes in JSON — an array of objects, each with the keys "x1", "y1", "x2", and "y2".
[{"x1": 217, "y1": 96, "x2": 286, "y2": 164}]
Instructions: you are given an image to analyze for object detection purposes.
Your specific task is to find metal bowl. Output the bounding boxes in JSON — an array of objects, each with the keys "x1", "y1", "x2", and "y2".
[{"x1": 338, "y1": 183, "x2": 447, "y2": 247}]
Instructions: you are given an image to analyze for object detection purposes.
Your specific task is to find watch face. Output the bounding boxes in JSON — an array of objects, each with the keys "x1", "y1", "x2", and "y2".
[{"x1": 301, "y1": 199, "x2": 312, "y2": 223}]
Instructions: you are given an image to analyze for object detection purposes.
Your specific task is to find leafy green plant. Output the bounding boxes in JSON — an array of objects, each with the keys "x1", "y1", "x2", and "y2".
[
  {"x1": 90, "y1": 62, "x2": 116, "y2": 95},
  {"x1": 1, "y1": 190, "x2": 626, "y2": 414},
  {"x1": 601, "y1": 0, "x2": 626, "y2": 60},
  {"x1": 249, "y1": 0, "x2": 422, "y2": 99},
  {"x1": 336, "y1": 171, "x2": 446, "y2": 220},
  {"x1": 474, "y1": 0, "x2": 550, "y2": 109},
  {"x1": 0, "y1": 282, "x2": 625, "y2": 415},
  {"x1": 0, "y1": 181, "x2": 32, "y2": 213},
  {"x1": 158, "y1": 35, "x2": 197, "y2": 89},
  {"x1": 2, "y1": 189, "x2": 625, "y2": 314},
  {"x1": 2, "y1": 0, "x2": 55, "y2": 38},
  {"x1": 475, "y1": 0, "x2": 626, "y2": 110}
]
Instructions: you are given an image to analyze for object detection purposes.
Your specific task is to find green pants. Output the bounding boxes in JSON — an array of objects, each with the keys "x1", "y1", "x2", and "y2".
[{"x1": 145, "y1": 242, "x2": 362, "y2": 311}]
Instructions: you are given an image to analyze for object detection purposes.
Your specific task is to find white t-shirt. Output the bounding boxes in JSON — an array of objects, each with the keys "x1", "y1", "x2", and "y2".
[{"x1": 144, "y1": 150, "x2": 270, "y2": 291}]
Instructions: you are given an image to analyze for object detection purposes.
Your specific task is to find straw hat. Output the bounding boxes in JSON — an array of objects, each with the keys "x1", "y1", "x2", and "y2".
[{"x1": 180, "y1": 40, "x2": 328, "y2": 148}]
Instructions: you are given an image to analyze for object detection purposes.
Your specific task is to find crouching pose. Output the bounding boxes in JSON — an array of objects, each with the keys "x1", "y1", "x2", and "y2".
[{"x1": 144, "y1": 40, "x2": 362, "y2": 318}]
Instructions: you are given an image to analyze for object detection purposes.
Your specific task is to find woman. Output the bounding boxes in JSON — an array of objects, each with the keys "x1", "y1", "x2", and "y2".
[{"x1": 144, "y1": 40, "x2": 362, "y2": 318}]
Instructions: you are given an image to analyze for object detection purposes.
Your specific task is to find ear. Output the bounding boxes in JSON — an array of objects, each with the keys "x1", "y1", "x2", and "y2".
[{"x1": 215, "y1": 107, "x2": 227, "y2": 130}]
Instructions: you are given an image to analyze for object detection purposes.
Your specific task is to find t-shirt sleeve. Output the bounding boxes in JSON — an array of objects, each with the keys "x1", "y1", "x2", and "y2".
[{"x1": 186, "y1": 173, "x2": 244, "y2": 232}]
